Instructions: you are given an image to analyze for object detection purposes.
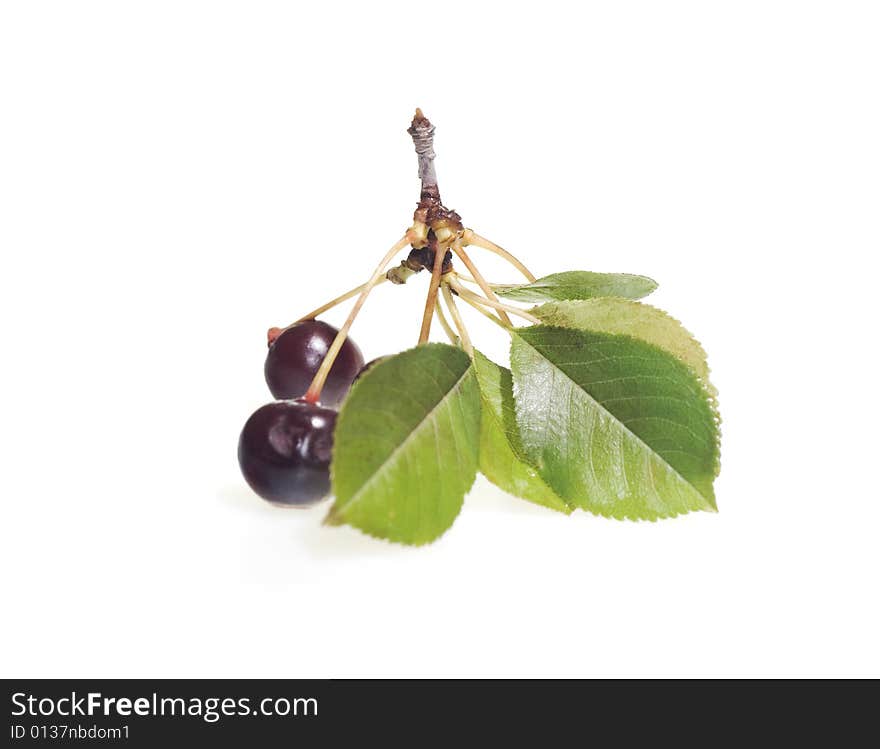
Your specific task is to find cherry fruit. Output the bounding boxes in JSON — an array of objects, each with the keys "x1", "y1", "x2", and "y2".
[
  {"x1": 264, "y1": 320, "x2": 364, "y2": 407},
  {"x1": 238, "y1": 400, "x2": 337, "y2": 506}
]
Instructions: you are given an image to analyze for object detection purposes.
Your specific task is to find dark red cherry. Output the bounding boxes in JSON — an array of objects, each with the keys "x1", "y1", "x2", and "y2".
[
  {"x1": 264, "y1": 320, "x2": 364, "y2": 407},
  {"x1": 238, "y1": 400, "x2": 337, "y2": 506}
]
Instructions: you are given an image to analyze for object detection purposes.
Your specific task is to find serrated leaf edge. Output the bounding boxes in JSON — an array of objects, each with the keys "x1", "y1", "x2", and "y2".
[{"x1": 494, "y1": 272, "x2": 658, "y2": 302}]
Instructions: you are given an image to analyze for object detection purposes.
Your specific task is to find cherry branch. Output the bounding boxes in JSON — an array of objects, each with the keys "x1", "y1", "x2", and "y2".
[
  {"x1": 408, "y1": 108, "x2": 439, "y2": 202},
  {"x1": 409, "y1": 109, "x2": 464, "y2": 345}
]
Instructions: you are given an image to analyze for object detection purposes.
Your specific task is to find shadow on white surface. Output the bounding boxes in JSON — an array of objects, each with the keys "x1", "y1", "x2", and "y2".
[
  {"x1": 219, "y1": 475, "x2": 562, "y2": 558},
  {"x1": 293, "y1": 520, "x2": 413, "y2": 559},
  {"x1": 464, "y1": 476, "x2": 564, "y2": 517},
  {"x1": 217, "y1": 483, "x2": 261, "y2": 512},
  {"x1": 217, "y1": 483, "x2": 410, "y2": 558}
]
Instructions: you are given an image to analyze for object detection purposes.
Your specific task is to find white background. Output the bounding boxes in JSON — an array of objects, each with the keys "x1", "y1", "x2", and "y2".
[{"x1": 2, "y1": 1, "x2": 878, "y2": 678}]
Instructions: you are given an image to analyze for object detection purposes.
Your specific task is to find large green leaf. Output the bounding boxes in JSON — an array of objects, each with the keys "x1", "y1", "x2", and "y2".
[
  {"x1": 472, "y1": 350, "x2": 571, "y2": 514},
  {"x1": 531, "y1": 298, "x2": 716, "y2": 396},
  {"x1": 511, "y1": 326, "x2": 720, "y2": 520},
  {"x1": 327, "y1": 343, "x2": 481, "y2": 545},
  {"x1": 493, "y1": 271, "x2": 657, "y2": 303}
]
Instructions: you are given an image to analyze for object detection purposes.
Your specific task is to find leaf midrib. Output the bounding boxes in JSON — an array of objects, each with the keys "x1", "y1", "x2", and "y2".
[
  {"x1": 333, "y1": 365, "x2": 474, "y2": 513},
  {"x1": 516, "y1": 333, "x2": 712, "y2": 507},
  {"x1": 531, "y1": 299, "x2": 714, "y2": 389}
]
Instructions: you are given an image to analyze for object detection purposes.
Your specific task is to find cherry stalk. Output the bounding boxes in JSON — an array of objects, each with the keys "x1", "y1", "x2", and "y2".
[{"x1": 303, "y1": 233, "x2": 412, "y2": 404}]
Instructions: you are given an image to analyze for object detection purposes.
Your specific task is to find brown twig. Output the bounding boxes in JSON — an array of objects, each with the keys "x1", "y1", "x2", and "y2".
[
  {"x1": 408, "y1": 110, "x2": 465, "y2": 344},
  {"x1": 408, "y1": 108, "x2": 439, "y2": 203}
]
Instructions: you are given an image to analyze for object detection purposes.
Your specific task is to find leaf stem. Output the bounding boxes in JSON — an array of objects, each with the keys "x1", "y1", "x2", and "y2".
[
  {"x1": 441, "y1": 282, "x2": 473, "y2": 355},
  {"x1": 447, "y1": 276, "x2": 541, "y2": 324},
  {"x1": 452, "y1": 285, "x2": 512, "y2": 331},
  {"x1": 304, "y1": 233, "x2": 412, "y2": 404},
  {"x1": 454, "y1": 272, "x2": 515, "y2": 289},
  {"x1": 462, "y1": 229, "x2": 537, "y2": 283},
  {"x1": 434, "y1": 297, "x2": 458, "y2": 345},
  {"x1": 450, "y1": 238, "x2": 511, "y2": 326}
]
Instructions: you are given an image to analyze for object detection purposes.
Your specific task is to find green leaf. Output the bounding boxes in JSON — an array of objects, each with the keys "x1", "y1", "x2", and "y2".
[
  {"x1": 327, "y1": 343, "x2": 481, "y2": 545},
  {"x1": 511, "y1": 326, "x2": 720, "y2": 520},
  {"x1": 493, "y1": 271, "x2": 657, "y2": 303},
  {"x1": 531, "y1": 298, "x2": 715, "y2": 395},
  {"x1": 472, "y1": 350, "x2": 572, "y2": 514}
]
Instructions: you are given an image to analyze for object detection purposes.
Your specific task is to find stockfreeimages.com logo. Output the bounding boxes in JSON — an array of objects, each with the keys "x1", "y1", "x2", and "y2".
[{"x1": 11, "y1": 692, "x2": 317, "y2": 723}]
